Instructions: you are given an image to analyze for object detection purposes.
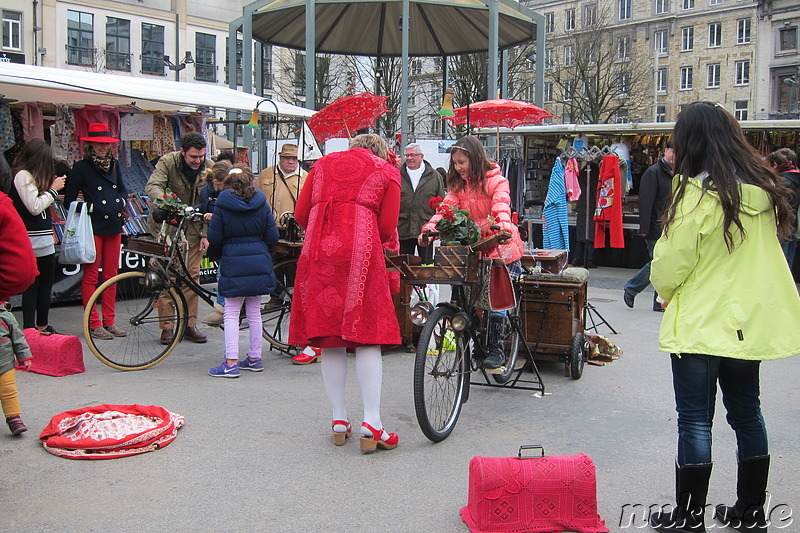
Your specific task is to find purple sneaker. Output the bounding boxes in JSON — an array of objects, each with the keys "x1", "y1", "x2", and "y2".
[{"x1": 239, "y1": 357, "x2": 264, "y2": 372}]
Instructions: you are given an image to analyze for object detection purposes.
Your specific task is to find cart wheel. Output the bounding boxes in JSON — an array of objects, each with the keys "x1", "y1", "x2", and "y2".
[{"x1": 569, "y1": 332, "x2": 586, "y2": 380}]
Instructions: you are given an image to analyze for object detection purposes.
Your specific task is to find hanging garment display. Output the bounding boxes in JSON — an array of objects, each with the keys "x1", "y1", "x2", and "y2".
[
  {"x1": 593, "y1": 155, "x2": 624, "y2": 248},
  {"x1": 22, "y1": 102, "x2": 44, "y2": 141},
  {"x1": 542, "y1": 157, "x2": 570, "y2": 250},
  {"x1": 53, "y1": 104, "x2": 81, "y2": 164},
  {"x1": 565, "y1": 157, "x2": 581, "y2": 201}
]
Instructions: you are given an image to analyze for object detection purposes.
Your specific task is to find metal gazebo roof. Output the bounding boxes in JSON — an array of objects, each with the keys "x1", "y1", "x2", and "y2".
[{"x1": 248, "y1": 0, "x2": 539, "y2": 57}]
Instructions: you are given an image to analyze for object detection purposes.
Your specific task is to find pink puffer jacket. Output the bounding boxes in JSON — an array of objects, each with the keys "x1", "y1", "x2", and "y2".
[{"x1": 422, "y1": 165, "x2": 524, "y2": 263}]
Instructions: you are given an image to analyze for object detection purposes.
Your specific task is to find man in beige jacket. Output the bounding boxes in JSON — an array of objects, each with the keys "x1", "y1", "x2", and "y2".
[{"x1": 258, "y1": 143, "x2": 308, "y2": 225}]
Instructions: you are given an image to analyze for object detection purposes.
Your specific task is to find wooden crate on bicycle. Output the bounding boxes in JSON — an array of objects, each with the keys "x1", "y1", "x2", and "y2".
[
  {"x1": 386, "y1": 250, "x2": 479, "y2": 284},
  {"x1": 124, "y1": 237, "x2": 169, "y2": 258}
]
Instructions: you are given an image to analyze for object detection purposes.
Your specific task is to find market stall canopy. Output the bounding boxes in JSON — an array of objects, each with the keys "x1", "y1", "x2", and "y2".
[
  {"x1": 249, "y1": 0, "x2": 539, "y2": 57},
  {"x1": 480, "y1": 120, "x2": 800, "y2": 135},
  {"x1": 0, "y1": 63, "x2": 314, "y2": 118}
]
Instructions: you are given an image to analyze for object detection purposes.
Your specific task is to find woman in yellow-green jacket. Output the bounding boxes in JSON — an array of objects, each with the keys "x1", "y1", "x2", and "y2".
[{"x1": 648, "y1": 102, "x2": 800, "y2": 533}]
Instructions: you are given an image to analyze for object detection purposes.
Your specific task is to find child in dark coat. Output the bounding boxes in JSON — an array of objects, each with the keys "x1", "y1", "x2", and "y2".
[
  {"x1": 206, "y1": 164, "x2": 279, "y2": 378},
  {"x1": 196, "y1": 161, "x2": 230, "y2": 326}
]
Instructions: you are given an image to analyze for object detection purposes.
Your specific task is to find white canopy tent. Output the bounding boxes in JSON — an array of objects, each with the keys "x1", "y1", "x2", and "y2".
[{"x1": 0, "y1": 63, "x2": 314, "y2": 118}]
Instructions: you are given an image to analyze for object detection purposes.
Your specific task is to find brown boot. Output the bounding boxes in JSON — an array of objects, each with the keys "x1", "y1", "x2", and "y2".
[
  {"x1": 183, "y1": 326, "x2": 207, "y2": 343},
  {"x1": 6, "y1": 415, "x2": 27, "y2": 435},
  {"x1": 160, "y1": 329, "x2": 175, "y2": 345}
]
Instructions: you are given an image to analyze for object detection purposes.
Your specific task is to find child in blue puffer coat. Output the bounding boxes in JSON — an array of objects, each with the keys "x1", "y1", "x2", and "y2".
[{"x1": 205, "y1": 164, "x2": 279, "y2": 378}]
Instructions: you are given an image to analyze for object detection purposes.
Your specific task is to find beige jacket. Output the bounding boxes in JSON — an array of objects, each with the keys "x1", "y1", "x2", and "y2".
[{"x1": 257, "y1": 165, "x2": 308, "y2": 225}]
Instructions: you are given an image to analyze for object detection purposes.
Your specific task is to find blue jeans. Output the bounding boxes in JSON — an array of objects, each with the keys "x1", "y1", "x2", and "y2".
[
  {"x1": 671, "y1": 353, "x2": 768, "y2": 466},
  {"x1": 781, "y1": 238, "x2": 797, "y2": 269},
  {"x1": 624, "y1": 239, "x2": 659, "y2": 308}
]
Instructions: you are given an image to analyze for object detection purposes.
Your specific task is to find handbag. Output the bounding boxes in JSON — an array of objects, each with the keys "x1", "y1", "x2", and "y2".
[
  {"x1": 461, "y1": 445, "x2": 609, "y2": 533},
  {"x1": 476, "y1": 259, "x2": 517, "y2": 312},
  {"x1": 58, "y1": 201, "x2": 96, "y2": 265}
]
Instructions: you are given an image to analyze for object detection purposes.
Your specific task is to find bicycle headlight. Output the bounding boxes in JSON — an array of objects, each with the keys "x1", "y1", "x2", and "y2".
[
  {"x1": 409, "y1": 301, "x2": 435, "y2": 326},
  {"x1": 451, "y1": 312, "x2": 470, "y2": 332},
  {"x1": 144, "y1": 271, "x2": 163, "y2": 291}
]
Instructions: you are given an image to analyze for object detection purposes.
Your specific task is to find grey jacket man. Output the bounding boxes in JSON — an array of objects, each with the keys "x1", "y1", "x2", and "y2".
[{"x1": 398, "y1": 161, "x2": 445, "y2": 240}]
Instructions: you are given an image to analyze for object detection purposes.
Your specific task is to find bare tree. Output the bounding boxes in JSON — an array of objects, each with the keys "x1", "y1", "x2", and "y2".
[
  {"x1": 273, "y1": 50, "x2": 346, "y2": 110},
  {"x1": 545, "y1": 8, "x2": 651, "y2": 123}
]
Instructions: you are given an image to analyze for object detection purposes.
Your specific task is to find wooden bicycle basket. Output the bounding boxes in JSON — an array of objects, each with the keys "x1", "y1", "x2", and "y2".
[{"x1": 124, "y1": 237, "x2": 169, "y2": 259}]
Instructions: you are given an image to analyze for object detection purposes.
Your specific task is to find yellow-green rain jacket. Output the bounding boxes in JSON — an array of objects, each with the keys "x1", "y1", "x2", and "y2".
[{"x1": 651, "y1": 176, "x2": 800, "y2": 360}]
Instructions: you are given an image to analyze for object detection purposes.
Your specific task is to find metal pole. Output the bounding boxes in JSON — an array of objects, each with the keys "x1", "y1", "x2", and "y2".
[
  {"x1": 400, "y1": 0, "x2": 409, "y2": 150},
  {"x1": 305, "y1": 0, "x2": 316, "y2": 110},
  {"x1": 174, "y1": 13, "x2": 180, "y2": 81},
  {"x1": 487, "y1": 0, "x2": 499, "y2": 99}
]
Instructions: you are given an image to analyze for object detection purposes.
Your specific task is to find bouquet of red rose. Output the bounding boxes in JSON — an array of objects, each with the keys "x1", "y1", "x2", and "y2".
[
  {"x1": 428, "y1": 196, "x2": 481, "y2": 245},
  {"x1": 151, "y1": 188, "x2": 188, "y2": 225}
]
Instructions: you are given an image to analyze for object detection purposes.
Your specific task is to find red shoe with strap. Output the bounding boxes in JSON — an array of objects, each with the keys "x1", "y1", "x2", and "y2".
[
  {"x1": 360, "y1": 422, "x2": 399, "y2": 453},
  {"x1": 292, "y1": 347, "x2": 321, "y2": 365},
  {"x1": 332, "y1": 420, "x2": 352, "y2": 446}
]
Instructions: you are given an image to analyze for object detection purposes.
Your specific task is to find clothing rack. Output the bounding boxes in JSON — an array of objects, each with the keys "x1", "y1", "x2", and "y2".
[{"x1": 558, "y1": 144, "x2": 619, "y2": 335}]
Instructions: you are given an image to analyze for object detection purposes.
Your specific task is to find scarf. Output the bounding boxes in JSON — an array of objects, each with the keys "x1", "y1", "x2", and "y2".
[
  {"x1": 776, "y1": 161, "x2": 797, "y2": 173},
  {"x1": 85, "y1": 144, "x2": 114, "y2": 174}
]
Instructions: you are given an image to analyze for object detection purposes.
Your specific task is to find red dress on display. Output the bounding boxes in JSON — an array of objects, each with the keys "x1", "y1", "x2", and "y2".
[{"x1": 289, "y1": 147, "x2": 402, "y2": 348}]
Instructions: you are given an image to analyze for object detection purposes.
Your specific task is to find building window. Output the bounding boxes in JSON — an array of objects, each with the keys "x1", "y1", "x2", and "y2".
[
  {"x1": 564, "y1": 45, "x2": 574, "y2": 66},
  {"x1": 565, "y1": 9, "x2": 575, "y2": 31},
  {"x1": 1, "y1": 10, "x2": 21, "y2": 50},
  {"x1": 619, "y1": 0, "x2": 631, "y2": 20},
  {"x1": 708, "y1": 23, "x2": 721, "y2": 47},
  {"x1": 734, "y1": 100, "x2": 748, "y2": 120},
  {"x1": 583, "y1": 4, "x2": 597, "y2": 27},
  {"x1": 779, "y1": 26, "x2": 798, "y2": 53},
  {"x1": 293, "y1": 53, "x2": 305, "y2": 97},
  {"x1": 411, "y1": 59, "x2": 422, "y2": 75},
  {"x1": 67, "y1": 10, "x2": 94, "y2": 66},
  {"x1": 737, "y1": 19, "x2": 751, "y2": 44},
  {"x1": 710, "y1": 0, "x2": 722, "y2": 5},
  {"x1": 614, "y1": 108, "x2": 629, "y2": 123},
  {"x1": 655, "y1": 105, "x2": 667, "y2": 122},
  {"x1": 545, "y1": 13, "x2": 554, "y2": 34},
  {"x1": 544, "y1": 81, "x2": 553, "y2": 102},
  {"x1": 433, "y1": 57, "x2": 442, "y2": 72},
  {"x1": 683, "y1": 0, "x2": 694, "y2": 9},
  {"x1": 194, "y1": 33, "x2": 216, "y2": 82},
  {"x1": 105, "y1": 17, "x2": 130, "y2": 72},
  {"x1": 618, "y1": 72, "x2": 630, "y2": 94},
  {"x1": 654, "y1": 30, "x2": 668, "y2": 55},
  {"x1": 775, "y1": 71, "x2": 800, "y2": 114},
  {"x1": 655, "y1": 0, "x2": 669, "y2": 15},
  {"x1": 225, "y1": 37, "x2": 243, "y2": 86},
  {"x1": 141, "y1": 23, "x2": 164, "y2": 75},
  {"x1": 734, "y1": 60, "x2": 749, "y2": 85},
  {"x1": 564, "y1": 79, "x2": 574, "y2": 101},
  {"x1": 681, "y1": 27, "x2": 694, "y2": 51},
  {"x1": 657, "y1": 67, "x2": 668, "y2": 92},
  {"x1": 680, "y1": 66, "x2": 693, "y2": 89},
  {"x1": 707, "y1": 63, "x2": 720, "y2": 88},
  {"x1": 261, "y1": 44, "x2": 272, "y2": 91},
  {"x1": 617, "y1": 36, "x2": 631, "y2": 61},
  {"x1": 545, "y1": 48, "x2": 554, "y2": 69}
]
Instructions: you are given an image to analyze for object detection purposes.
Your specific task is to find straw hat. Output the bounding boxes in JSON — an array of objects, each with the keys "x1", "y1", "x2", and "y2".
[{"x1": 80, "y1": 123, "x2": 119, "y2": 143}]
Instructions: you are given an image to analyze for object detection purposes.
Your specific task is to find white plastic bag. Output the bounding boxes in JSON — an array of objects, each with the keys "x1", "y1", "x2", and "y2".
[{"x1": 58, "y1": 201, "x2": 96, "y2": 265}]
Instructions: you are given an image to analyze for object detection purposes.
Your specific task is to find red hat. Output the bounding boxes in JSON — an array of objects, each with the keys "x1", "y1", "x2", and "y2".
[{"x1": 80, "y1": 123, "x2": 119, "y2": 143}]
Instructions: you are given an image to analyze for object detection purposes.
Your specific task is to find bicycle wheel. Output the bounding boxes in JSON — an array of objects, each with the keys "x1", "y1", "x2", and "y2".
[
  {"x1": 261, "y1": 258, "x2": 298, "y2": 352},
  {"x1": 84, "y1": 271, "x2": 186, "y2": 370},
  {"x1": 492, "y1": 303, "x2": 522, "y2": 384},
  {"x1": 413, "y1": 306, "x2": 468, "y2": 442}
]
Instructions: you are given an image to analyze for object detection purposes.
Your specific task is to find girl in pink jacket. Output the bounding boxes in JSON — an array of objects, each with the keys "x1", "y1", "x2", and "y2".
[{"x1": 419, "y1": 135, "x2": 524, "y2": 371}]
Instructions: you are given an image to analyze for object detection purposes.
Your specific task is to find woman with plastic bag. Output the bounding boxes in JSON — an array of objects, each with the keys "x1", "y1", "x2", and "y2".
[{"x1": 63, "y1": 123, "x2": 129, "y2": 340}]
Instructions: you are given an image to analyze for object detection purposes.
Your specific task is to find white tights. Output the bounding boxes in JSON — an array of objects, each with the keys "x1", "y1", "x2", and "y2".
[{"x1": 320, "y1": 345, "x2": 384, "y2": 436}]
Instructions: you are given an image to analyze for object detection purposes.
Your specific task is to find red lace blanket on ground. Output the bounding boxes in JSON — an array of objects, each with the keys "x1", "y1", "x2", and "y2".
[{"x1": 39, "y1": 404, "x2": 184, "y2": 460}]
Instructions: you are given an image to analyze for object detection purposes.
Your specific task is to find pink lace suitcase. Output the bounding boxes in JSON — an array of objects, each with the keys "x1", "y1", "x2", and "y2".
[
  {"x1": 460, "y1": 446, "x2": 609, "y2": 533},
  {"x1": 16, "y1": 328, "x2": 85, "y2": 377}
]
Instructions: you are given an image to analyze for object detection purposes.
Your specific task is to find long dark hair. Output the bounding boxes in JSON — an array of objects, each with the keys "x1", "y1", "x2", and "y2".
[
  {"x1": 223, "y1": 163, "x2": 256, "y2": 201},
  {"x1": 663, "y1": 101, "x2": 792, "y2": 250},
  {"x1": 12, "y1": 139, "x2": 55, "y2": 192},
  {"x1": 0, "y1": 154, "x2": 12, "y2": 194},
  {"x1": 446, "y1": 135, "x2": 493, "y2": 194}
]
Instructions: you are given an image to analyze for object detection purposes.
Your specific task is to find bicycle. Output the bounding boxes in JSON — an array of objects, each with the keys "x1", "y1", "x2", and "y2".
[
  {"x1": 83, "y1": 206, "x2": 298, "y2": 370},
  {"x1": 389, "y1": 231, "x2": 543, "y2": 442}
]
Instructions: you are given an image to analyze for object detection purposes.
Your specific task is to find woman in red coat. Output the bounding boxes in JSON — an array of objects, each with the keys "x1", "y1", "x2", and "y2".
[{"x1": 289, "y1": 134, "x2": 401, "y2": 453}]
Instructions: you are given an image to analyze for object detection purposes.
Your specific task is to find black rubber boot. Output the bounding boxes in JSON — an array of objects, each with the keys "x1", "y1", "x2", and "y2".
[
  {"x1": 649, "y1": 461, "x2": 713, "y2": 532},
  {"x1": 482, "y1": 315, "x2": 507, "y2": 370},
  {"x1": 714, "y1": 455, "x2": 770, "y2": 533}
]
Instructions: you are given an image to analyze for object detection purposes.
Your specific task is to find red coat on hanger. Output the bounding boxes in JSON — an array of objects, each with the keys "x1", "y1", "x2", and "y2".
[{"x1": 593, "y1": 155, "x2": 625, "y2": 248}]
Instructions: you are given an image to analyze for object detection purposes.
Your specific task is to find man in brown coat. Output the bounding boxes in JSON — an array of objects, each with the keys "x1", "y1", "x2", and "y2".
[
  {"x1": 145, "y1": 132, "x2": 212, "y2": 344},
  {"x1": 258, "y1": 143, "x2": 308, "y2": 225}
]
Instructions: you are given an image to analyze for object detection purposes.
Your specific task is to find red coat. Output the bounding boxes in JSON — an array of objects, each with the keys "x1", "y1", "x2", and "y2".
[
  {"x1": 0, "y1": 192, "x2": 38, "y2": 300},
  {"x1": 593, "y1": 155, "x2": 625, "y2": 248},
  {"x1": 289, "y1": 148, "x2": 401, "y2": 347}
]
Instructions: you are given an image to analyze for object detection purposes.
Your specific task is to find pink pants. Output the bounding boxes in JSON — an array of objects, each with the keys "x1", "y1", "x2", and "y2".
[
  {"x1": 223, "y1": 295, "x2": 263, "y2": 360},
  {"x1": 82, "y1": 233, "x2": 122, "y2": 330}
]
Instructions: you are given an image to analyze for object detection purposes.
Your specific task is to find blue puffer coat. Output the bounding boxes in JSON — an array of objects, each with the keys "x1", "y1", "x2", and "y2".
[{"x1": 206, "y1": 188, "x2": 279, "y2": 298}]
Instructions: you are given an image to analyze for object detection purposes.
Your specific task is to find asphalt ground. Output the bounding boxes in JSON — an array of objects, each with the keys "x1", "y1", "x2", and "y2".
[{"x1": 2, "y1": 266, "x2": 799, "y2": 532}]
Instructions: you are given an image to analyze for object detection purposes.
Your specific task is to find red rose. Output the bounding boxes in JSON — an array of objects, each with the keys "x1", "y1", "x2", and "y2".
[{"x1": 428, "y1": 196, "x2": 443, "y2": 210}]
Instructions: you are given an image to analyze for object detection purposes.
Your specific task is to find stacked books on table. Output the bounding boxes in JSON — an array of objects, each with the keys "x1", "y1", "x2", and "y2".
[{"x1": 122, "y1": 195, "x2": 152, "y2": 236}]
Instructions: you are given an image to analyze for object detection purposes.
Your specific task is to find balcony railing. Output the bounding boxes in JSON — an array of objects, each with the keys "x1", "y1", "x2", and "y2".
[{"x1": 66, "y1": 45, "x2": 95, "y2": 66}]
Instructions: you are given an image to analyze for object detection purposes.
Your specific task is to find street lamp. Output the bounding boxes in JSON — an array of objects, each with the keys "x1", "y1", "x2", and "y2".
[{"x1": 163, "y1": 51, "x2": 194, "y2": 81}]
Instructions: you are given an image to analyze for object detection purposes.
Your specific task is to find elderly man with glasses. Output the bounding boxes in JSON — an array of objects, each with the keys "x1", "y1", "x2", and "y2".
[{"x1": 398, "y1": 143, "x2": 445, "y2": 263}]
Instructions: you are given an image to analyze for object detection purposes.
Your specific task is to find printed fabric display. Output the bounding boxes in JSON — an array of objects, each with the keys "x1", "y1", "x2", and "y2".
[
  {"x1": 40, "y1": 404, "x2": 184, "y2": 459},
  {"x1": 542, "y1": 157, "x2": 570, "y2": 250},
  {"x1": 593, "y1": 155, "x2": 624, "y2": 248},
  {"x1": 565, "y1": 157, "x2": 581, "y2": 202}
]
